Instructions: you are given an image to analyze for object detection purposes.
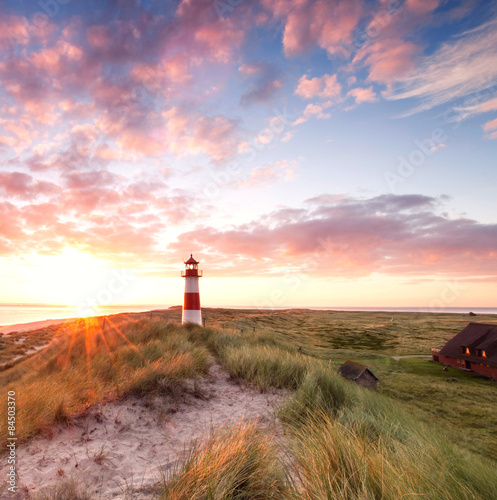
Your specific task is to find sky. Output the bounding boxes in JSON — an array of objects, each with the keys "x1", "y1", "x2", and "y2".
[{"x1": 0, "y1": 0, "x2": 496, "y2": 313}]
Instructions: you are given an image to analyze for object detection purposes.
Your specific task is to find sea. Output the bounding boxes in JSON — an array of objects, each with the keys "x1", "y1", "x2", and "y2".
[
  {"x1": 1, "y1": 304, "x2": 496, "y2": 328},
  {"x1": 0, "y1": 304, "x2": 166, "y2": 328}
]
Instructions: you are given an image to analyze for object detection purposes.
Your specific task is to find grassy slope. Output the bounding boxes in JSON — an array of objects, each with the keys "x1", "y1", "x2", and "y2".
[
  {"x1": 201, "y1": 308, "x2": 497, "y2": 461},
  {"x1": 166, "y1": 325, "x2": 497, "y2": 500}
]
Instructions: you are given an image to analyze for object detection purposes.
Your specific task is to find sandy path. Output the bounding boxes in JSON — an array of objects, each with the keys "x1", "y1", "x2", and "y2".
[
  {"x1": 391, "y1": 354, "x2": 432, "y2": 361},
  {"x1": 1, "y1": 364, "x2": 288, "y2": 499}
]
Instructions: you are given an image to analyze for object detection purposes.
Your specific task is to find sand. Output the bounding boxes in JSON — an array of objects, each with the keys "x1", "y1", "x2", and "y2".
[{"x1": 1, "y1": 364, "x2": 288, "y2": 499}]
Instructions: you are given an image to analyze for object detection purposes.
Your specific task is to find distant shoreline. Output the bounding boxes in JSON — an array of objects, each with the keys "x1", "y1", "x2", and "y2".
[
  {"x1": 0, "y1": 318, "x2": 79, "y2": 335},
  {"x1": 2, "y1": 306, "x2": 496, "y2": 334}
]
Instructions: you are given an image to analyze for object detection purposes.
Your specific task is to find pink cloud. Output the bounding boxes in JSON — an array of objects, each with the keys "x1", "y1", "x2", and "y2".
[
  {"x1": 354, "y1": 38, "x2": 418, "y2": 84},
  {"x1": 194, "y1": 21, "x2": 245, "y2": 63},
  {"x1": 237, "y1": 160, "x2": 297, "y2": 188},
  {"x1": 176, "y1": 0, "x2": 249, "y2": 63},
  {"x1": 87, "y1": 25, "x2": 111, "y2": 48},
  {"x1": 295, "y1": 74, "x2": 342, "y2": 100},
  {"x1": 62, "y1": 170, "x2": 119, "y2": 190},
  {"x1": 164, "y1": 107, "x2": 239, "y2": 162},
  {"x1": 263, "y1": 0, "x2": 363, "y2": 56},
  {"x1": 239, "y1": 63, "x2": 262, "y2": 76},
  {"x1": 483, "y1": 118, "x2": 497, "y2": 132},
  {"x1": 0, "y1": 16, "x2": 30, "y2": 49},
  {"x1": 0, "y1": 172, "x2": 59, "y2": 198},
  {"x1": 131, "y1": 55, "x2": 192, "y2": 91},
  {"x1": 169, "y1": 194, "x2": 497, "y2": 278},
  {"x1": 294, "y1": 101, "x2": 333, "y2": 124},
  {"x1": 117, "y1": 132, "x2": 165, "y2": 157},
  {"x1": 347, "y1": 86, "x2": 377, "y2": 104},
  {"x1": 406, "y1": 0, "x2": 441, "y2": 15}
]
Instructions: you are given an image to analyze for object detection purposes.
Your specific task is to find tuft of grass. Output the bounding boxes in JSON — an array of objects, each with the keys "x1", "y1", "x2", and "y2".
[
  {"x1": 288, "y1": 411, "x2": 497, "y2": 500},
  {"x1": 33, "y1": 477, "x2": 93, "y2": 500},
  {"x1": 161, "y1": 421, "x2": 293, "y2": 500},
  {"x1": 220, "y1": 344, "x2": 311, "y2": 391},
  {"x1": 279, "y1": 364, "x2": 351, "y2": 424}
]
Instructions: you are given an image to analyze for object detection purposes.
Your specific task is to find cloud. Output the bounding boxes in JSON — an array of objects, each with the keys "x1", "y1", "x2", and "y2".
[
  {"x1": 482, "y1": 118, "x2": 497, "y2": 132},
  {"x1": 236, "y1": 160, "x2": 297, "y2": 188},
  {"x1": 169, "y1": 194, "x2": 497, "y2": 278},
  {"x1": 240, "y1": 62, "x2": 284, "y2": 106},
  {"x1": 293, "y1": 101, "x2": 333, "y2": 124},
  {"x1": 353, "y1": 38, "x2": 419, "y2": 85},
  {"x1": 347, "y1": 86, "x2": 377, "y2": 104},
  {"x1": 0, "y1": 171, "x2": 59, "y2": 198},
  {"x1": 262, "y1": 0, "x2": 363, "y2": 57},
  {"x1": 295, "y1": 74, "x2": 342, "y2": 100},
  {"x1": 281, "y1": 131, "x2": 295, "y2": 142},
  {"x1": 386, "y1": 17, "x2": 497, "y2": 115},
  {"x1": 163, "y1": 107, "x2": 239, "y2": 162},
  {"x1": 405, "y1": 0, "x2": 441, "y2": 15},
  {"x1": 483, "y1": 117, "x2": 497, "y2": 139}
]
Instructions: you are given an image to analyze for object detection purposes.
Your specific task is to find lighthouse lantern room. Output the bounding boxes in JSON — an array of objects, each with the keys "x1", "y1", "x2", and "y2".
[{"x1": 181, "y1": 254, "x2": 203, "y2": 325}]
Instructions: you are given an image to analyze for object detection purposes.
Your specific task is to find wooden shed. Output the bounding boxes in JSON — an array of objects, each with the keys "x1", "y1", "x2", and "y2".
[{"x1": 338, "y1": 361, "x2": 380, "y2": 390}]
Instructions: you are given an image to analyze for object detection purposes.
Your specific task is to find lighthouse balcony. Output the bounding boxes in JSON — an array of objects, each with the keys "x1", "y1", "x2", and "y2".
[{"x1": 181, "y1": 270, "x2": 203, "y2": 277}]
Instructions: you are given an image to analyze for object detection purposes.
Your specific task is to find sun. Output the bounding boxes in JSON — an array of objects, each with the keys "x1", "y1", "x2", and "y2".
[{"x1": 27, "y1": 247, "x2": 111, "y2": 309}]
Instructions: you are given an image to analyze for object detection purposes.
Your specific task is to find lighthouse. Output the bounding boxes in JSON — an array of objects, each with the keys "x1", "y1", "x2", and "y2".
[{"x1": 181, "y1": 254, "x2": 203, "y2": 325}]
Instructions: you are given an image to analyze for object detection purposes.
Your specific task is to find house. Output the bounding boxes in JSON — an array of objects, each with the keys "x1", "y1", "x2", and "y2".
[
  {"x1": 338, "y1": 361, "x2": 380, "y2": 390},
  {"x1": 432, "y1": 323, "x2": 497, "y2": 380}
]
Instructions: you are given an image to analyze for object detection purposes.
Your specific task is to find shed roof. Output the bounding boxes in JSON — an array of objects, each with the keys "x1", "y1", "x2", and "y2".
[
  {"x1": 439, "y1": 323, "x2": 497, "y2": 367},
  {"x1": 338, "y1": 361, "x2": 380, "y2": 381}
]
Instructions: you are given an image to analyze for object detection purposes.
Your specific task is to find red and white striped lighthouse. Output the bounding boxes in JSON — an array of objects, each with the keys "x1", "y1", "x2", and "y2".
[{"x1": 181, "y1": 254, "x2": 203, "y2": 325}]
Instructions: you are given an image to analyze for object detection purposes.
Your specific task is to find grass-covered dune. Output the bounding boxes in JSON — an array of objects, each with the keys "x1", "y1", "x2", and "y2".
[
  {"x1": 1, "y1": 310, "x2": 497, "y2": 499},
  {"x1": 0, "y1": 317, "x2": 211, "y2": 447}
]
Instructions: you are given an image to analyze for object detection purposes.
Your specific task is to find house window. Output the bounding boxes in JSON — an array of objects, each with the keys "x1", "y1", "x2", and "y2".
[
  {"x1": 476, "y1": 349, "x2": 487, "y2": 358},
  {"x1": 461, "y1": 346, "x2": 470, "y2": 355}
]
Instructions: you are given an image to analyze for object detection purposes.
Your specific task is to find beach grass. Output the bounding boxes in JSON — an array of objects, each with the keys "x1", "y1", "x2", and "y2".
[
  {"x1": 161, "y1": 421, "x2": 293, "y2": 500},
  {"x1": 0, "y1": 317, "x2": 211, "y2": 447}
]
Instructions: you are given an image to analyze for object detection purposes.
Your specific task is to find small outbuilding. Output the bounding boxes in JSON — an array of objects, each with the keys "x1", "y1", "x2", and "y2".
[{"x1": 338, "y1": 361, "x2": 380, "y2": 390}]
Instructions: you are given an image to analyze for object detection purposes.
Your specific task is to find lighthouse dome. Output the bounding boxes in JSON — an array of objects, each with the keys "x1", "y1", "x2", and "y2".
[{"x1": 185, "y1": 254, "x2": 199, "y2": 264}]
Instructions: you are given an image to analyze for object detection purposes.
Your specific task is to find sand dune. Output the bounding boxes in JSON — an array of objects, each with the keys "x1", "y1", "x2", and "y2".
[{"x1": 2, "y1": 364, "x2": 287, "y2": 499}]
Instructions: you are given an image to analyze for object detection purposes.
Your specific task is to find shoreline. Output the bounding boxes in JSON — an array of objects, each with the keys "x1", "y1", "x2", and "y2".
[
  {"x1": 1, "y1": 306, "x2": 496, "y2": 335},
  {"x1": 0, "y1": 318, "x2": 80, "y2": 335}
]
